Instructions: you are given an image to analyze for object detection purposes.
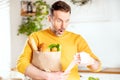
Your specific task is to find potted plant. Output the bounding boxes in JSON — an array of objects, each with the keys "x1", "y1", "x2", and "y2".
[
  {"x1": 18, "y1": 0, "x2": 50, "y2": 36},
  {"x1": 71, "y1": 0, "x2": 91, "y2": 6}
]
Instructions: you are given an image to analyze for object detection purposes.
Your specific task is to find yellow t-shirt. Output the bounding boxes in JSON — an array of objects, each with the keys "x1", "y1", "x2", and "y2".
[{"x1": 17, "y1": 28, "x2": 101, "y2": 80}]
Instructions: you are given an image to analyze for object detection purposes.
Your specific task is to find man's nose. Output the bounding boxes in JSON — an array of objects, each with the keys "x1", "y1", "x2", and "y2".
[{"x1": 62, "y1": 22, "x2": 66, "y2": 29}]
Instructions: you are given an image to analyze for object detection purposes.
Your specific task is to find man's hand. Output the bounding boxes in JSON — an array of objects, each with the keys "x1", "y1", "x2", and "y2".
[
  {"x1": 74, "y1": 52, "x2": 95, "y2": 66},
  {"x1": 74, "y1": 52, "x2": 101, "y2": 72},
  {"x1": 46, "y1": 71, "x2": 69, "y2": 80}
]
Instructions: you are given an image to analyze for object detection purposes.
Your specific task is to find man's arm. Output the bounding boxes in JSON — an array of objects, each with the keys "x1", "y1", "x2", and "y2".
[
  {"x1": 25, "y1": 64, "x2": 48, "y2": 80},
  {"x1": 25, "y1": 64, "x2": 67, "y2": 80},
  {"x1": 76, "y1": 35, "x2": 102, "y2": 72}
]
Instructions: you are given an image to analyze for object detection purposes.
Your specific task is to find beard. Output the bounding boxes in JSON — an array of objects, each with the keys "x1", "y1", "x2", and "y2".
[{"x1": 50, "y1": 25, "x2": 66, "y2": 36}]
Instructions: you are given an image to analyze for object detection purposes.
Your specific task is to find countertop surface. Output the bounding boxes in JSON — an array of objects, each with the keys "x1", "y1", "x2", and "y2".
[
  {"x1": 1, "y1": 67, "x2": 120, "y2": 80},
  {"x1": 80, "y1": 72, "x2": 120, "y2": 80},
  {"x1": 79, "y1": 67, "x2": 120, "y2": 74}
]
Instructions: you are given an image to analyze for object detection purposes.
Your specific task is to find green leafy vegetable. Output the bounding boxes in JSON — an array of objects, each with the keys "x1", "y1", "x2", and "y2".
[
  {"x1": 88, "y1": 76, "x2": 99, "y2": 80},
  {"x1": 48, "y1": 44, "x2": 60, "y2": 51}
]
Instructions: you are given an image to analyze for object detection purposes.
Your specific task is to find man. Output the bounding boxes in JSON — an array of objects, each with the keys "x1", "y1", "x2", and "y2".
[{"x1": 17, "y1": 1, "x2": 101, "y2": 80}]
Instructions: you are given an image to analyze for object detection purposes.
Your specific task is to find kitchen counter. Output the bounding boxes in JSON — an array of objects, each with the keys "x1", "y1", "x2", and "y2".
[
  {"x1": 80, "y1": 72, "x2": 120, "y2": 80},
  {"x1": 0, "y1": 67, "x2": 120, "y2": 80},
  {"x1": 79, "y1": 67, "x2": 120, "y2": 80},
  {"x1": 79, "y1": 67, "x2": 120, "y2": 74}
]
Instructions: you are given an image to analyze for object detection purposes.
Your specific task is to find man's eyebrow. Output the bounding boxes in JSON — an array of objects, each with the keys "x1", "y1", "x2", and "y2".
[
  {"x1": 57, "y1": 18, "x2": 63, "y2": 21},
  {"x1": 57, "y1": 17, "x2": 70, "y2": 22}
]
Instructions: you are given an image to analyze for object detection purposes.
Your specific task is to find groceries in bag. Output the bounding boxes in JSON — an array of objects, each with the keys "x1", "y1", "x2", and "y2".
[{"x1": 28, "y1": 37, "x2": 61, "y2": 72}]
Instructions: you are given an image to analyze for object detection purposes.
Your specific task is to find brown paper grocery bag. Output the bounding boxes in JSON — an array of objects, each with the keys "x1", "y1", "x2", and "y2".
[{"x1": 32, "y1": 51, "x2": 61, "y2": 72}]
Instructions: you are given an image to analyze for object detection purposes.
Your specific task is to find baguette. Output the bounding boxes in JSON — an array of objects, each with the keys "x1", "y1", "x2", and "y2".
[{"x1": 28, "y1": 37, "x2": 38, "y2": 51}]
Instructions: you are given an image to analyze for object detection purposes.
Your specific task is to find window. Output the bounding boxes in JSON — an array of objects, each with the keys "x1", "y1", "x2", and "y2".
[{"x1": 0, "y1": 0, "x2": 11, "y2": 78}]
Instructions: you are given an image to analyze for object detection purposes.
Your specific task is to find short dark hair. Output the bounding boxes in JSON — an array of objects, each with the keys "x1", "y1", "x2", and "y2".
[{"x1": 50, "y1": 1, "x2": 71, "y2": 16}]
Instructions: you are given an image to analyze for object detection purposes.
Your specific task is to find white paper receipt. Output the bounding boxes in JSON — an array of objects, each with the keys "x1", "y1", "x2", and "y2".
[{"x1": 79, "y1": 52, "x2": 95, "y2": 66}]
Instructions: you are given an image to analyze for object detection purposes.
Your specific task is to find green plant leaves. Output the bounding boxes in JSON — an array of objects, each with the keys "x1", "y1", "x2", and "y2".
[
  {"x1": 18, "y1": 0, "x2": 50, "y2": 36},
  {"x1": 18, "y1": 17, "x2": 42, "y2": 36}
]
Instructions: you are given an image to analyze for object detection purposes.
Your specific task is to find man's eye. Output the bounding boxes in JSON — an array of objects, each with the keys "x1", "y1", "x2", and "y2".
[{"x1": 57, "y1": 19, "x2": 62, "y2": 22}]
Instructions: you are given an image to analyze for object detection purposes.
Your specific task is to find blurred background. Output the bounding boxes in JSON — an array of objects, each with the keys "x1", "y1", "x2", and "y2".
[{"x1": 0, "y1": 0, "x2": 120, "y2": 79}]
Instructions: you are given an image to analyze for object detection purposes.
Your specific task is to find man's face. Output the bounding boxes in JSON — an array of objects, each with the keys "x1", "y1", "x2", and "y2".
[{"x1": 49, "y1": 10, "x2": 70, "y2": 36}]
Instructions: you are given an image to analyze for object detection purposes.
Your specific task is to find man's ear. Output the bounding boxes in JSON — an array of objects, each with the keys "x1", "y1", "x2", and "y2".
[{"x1": 48, "y1": 15, "x2": 51, "y2": 22}]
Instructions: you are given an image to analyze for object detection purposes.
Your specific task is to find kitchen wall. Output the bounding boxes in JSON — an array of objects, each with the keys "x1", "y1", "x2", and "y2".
[
  {"x1": 10, "y1": 0, "x2": 27, "y2": 69},
  {"x1": 10, "y1": 0, "x2": 120, "y2": 69}
]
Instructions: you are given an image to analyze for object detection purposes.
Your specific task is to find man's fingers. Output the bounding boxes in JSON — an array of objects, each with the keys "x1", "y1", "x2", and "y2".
[
  {"x1": 60, "y1": 73, "x2": 69, "y2": 80},
  {"x1": 62, "y1": 71, "x2": 70, "y2": 76}
]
